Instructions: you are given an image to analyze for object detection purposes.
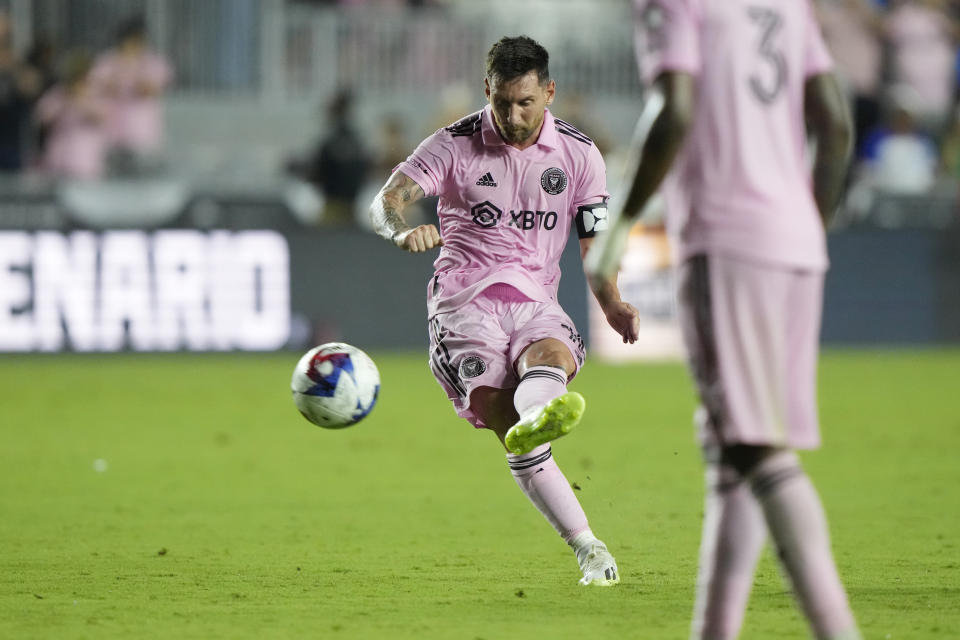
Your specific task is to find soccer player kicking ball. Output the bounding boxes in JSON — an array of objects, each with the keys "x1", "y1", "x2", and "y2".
[
  {"x1": 370, "y1": 36, "x2": 640, "y2": 587},
  {"x1": 586, "y1": 1, "x2": 861, "y2": 638}
]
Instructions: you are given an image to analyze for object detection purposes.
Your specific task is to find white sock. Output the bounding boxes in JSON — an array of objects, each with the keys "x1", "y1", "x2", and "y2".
[
  {"x1": 513, "y1": 365, "x2": 567, "y2": 417},
  {"x1": 506, "y1": 443, "x2": 591, "y2": 543},
  {"x1": 567, "y1": 528, "x2": 600, "y2": 555}
]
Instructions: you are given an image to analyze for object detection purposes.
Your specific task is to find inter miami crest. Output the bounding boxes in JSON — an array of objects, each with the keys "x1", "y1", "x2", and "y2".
[
  {"x1": 459, "y1": 355, "x2": 486, "y2": 379},
  {"x1": 541, "y1": 167, "x2": 567, "y2": 195}
]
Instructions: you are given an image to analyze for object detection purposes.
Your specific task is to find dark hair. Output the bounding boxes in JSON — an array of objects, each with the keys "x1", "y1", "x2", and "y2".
[
  {"x1": 116, "y1": 15, "x2": 147, "y2": 44},
  {"x1": 485, "y1": 35, "x2": 550, "y2": 86}
]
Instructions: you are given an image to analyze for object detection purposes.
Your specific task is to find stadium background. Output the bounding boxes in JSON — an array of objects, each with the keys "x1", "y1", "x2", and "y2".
[
  {"x1": 2, "y1": 0, "x2": 958, "y2": 353},
  {"x1": 2, "y1": 2, "x2": 959, "y2": 639}
]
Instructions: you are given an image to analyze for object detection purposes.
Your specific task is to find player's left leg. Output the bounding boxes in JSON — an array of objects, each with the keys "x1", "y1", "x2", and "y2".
[
  {"x1": 473, "y1": 386, "x2": 616, "y2": 586},
  {"x1": 503, "y1": 337, "x2": 584, "y2": 455},
  {"x1": 726, "y1": 445, "x2": 860, "y2": 640},
  {"x1": 504, "y1": 440, "x2": 618, "y2": 587}
]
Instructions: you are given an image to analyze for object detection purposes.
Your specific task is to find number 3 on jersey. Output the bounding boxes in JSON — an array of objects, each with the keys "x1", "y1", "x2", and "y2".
[{"x1": 747, "y1": 6, "x2": 786, "y2": 104}]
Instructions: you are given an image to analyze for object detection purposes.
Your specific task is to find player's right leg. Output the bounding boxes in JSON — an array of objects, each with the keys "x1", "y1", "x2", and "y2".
[
  {"x1": 503, "y1": 358, "x2": 585, "y2": 456},
  {"x1": 504, "y1": 321, "x2": 587, "y2": 455}
]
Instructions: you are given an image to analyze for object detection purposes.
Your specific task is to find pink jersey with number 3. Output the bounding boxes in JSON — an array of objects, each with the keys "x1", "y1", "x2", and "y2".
[
  {"x1": 635, "y1": 0, "x2": 834, "y2": 270},
  {"x1": 396, "y1": 105, "x2": 609, "y2": 317}
]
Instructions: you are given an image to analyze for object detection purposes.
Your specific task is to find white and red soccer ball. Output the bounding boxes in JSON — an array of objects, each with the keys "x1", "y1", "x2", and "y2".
[{"x1": 291, "y1": 343, "x2": 380, "y2": 429}]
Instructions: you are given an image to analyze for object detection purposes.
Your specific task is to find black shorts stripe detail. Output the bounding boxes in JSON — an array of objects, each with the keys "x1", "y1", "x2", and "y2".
[
  {"x1": 430, "y1": 318, "x2": 467, "y2": 397},
  {"x1": 680, "y1": 255, "x2": 730, "y2": 446},
  {"x1": 751, "y1": 465, "x2": 804, "y2": 498},
  {"x1": 430, "y1": 346, "x2": 464, "y2": 398},
  {"x1": 507, "y1": 447, "x2": 553, "y2": 471},
  {"x1": 445, "y1": 111, "x2": 482, "y2": 137},
  {"x1": 519, "y1": 368, "x2": 568, "y2": 385},
  {"x1": 433, "y1": 347, "x2": 465, "y2": 397},
  {"x1": 554, "y1": 118, "x2": 594, "y2": 145}
]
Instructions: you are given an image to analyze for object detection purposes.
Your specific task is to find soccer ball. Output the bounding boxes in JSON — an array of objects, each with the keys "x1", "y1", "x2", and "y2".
[{"x1": 291, "y1": 342, "x2": 380, "y2": 429}]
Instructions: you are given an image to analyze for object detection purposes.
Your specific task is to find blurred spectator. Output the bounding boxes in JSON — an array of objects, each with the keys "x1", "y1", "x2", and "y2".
[
  {"x1": 860, "y1": 85, "x2": 938, "y2": 193},
  {"x1": 376, "y1": 114, "x2": 409, "y2": 178},
  {"x1": 366, "y1": 112, "x2": 430, "y2": 227},
  {"x1": 297, "y1": 89, "x2": 371, "y2": 225},
  {"x1": 35, "y1": 52, "x2": 109, "y2": 180},
  {"x1": 0, "y1": 9, "x2": 42, "y2": 172},
  {"x1": 25, "y1": 35, "x2": 58, "y2": 93},
  {"x1": 25, "y1": 35, "x2": 59, "y2": 165},
  {"x1": 885, "y1": 0, "x2": 958, "y2": 136},
  {"x1": 427, "y1": 82, "x2": 475, "y2": 134},
  {"x1": 90, "y1": 16, "x2": 172, "y2": 175},
  {"x1": 938, "y1": 104, "x2": 960, "y2": 178},
  {"x1": 816, "y1": 0, "x2": 885, "y2": 156},
  {"x1": 553, "y1": 92, "x2": 612, "y2": 157}
]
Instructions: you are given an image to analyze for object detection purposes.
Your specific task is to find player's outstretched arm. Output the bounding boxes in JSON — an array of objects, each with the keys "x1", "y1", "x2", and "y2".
[
  {"x1": 369, "y1": 170, "x2": 442, "y2": 252},
  {"x1": 805, "y1": 72, "x2": 853, "y2": 228},
  {"x1": 616, "y1": 72, "x2": 695, "y2": 225},
  {"x1": 584, "y1": 72, "x2": 694, "y2": 285},
  {"x1": 580, "y1": 237, "x2": 640, "y2": 344}
]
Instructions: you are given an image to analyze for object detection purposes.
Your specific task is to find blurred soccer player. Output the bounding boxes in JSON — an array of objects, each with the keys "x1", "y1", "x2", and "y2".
[
  {"x1": 370, "y1": 35, "x2": 639, "y2": 586},
  {"x1": 585, "y1": 1, "x2": 860, "y2": 637}
]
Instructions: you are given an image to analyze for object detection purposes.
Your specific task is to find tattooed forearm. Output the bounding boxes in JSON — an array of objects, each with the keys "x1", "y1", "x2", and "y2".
[
  {"x1": 374, "y1": 203, "x2": 411, "y2": 242},
  {"x1": 369, "y1": 172, "x2": 425, "y2": 244}
]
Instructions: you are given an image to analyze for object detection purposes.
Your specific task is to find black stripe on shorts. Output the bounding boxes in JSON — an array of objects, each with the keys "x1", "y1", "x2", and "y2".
[
  {"x1": 680, "y1": 255, "x2": 730, "y2": 446},
  {"x1": 430, "y1": 317, "x2": 466, "y2": 398}
]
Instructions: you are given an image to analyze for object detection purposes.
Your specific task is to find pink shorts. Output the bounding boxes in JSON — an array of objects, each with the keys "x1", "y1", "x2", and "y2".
[
  {"x1": 428, "y1": 283, "x2": 585, "y2": 429},
  {"x1": 677, "y1": 253, "x2": 824, "y2": 451}
]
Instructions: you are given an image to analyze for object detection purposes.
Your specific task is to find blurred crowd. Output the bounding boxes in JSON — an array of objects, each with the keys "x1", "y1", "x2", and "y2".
[
  {"x1": 0, "y1": 10, "x2": 171, "y2": 182},
  {"x1": 817, "y1": 0, "x2": 960, "y2": 221},
  {"x1": 5, "y1": 0, "x2": 960, "y2": 229},
  {"x1": 297, "y1": 0, "x2": 960, "y2": 227}
]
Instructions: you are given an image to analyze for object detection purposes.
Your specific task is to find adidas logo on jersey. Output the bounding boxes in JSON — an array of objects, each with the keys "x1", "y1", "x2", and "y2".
[{"x1": 476, "y1": 172, "x2": 498, "y2": 187}]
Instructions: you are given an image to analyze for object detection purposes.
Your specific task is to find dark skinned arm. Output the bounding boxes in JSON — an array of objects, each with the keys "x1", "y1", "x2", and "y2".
[
  {"x1": 804, "y1": 72, "x2": 853, "y2": 228},
  {"x1": 583, "y1": 71, "x2": 695, "y2": 283}
]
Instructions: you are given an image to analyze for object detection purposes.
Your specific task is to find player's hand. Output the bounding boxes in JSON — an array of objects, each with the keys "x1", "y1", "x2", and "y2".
[
  {"x1": 394, "y1": 225, "x2": 443, "y2": 253},
  {"x1": 603, "y1": 300, "x2": 641, "y2": 344}
]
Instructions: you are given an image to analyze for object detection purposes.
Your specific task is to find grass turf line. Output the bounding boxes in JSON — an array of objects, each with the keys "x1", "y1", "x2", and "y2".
[{"x1": 0, "y1": 350, "x2": 957, "y2": 639}]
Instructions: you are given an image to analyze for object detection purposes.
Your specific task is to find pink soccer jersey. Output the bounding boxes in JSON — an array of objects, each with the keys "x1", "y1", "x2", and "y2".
[
  {"x1": 634, "y1": 0, "x2": 834, "y2": 270},
  {"x1": 396, "y1": 105, "x2": 609, "y2": 316}
]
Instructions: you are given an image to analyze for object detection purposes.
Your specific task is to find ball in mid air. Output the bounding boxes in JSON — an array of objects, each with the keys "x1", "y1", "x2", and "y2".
[{"x1": 291, "y1": 343, "x2": 380, "y2": 429}]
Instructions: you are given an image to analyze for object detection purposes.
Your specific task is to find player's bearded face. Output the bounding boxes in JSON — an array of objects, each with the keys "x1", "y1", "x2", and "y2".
[{"x1": 486, "y1": 71, "x2": 556, "y2": 146}]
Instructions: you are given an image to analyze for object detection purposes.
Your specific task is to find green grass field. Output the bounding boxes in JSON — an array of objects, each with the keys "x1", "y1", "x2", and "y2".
[{"x1": 1, "y1": 350, "x2": 958, "y2": 639}]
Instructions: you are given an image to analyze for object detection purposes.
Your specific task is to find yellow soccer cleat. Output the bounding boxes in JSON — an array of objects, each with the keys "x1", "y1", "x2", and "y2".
[{"x1": 504, "y1": 391, "x2": 586, "y2": 455}]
